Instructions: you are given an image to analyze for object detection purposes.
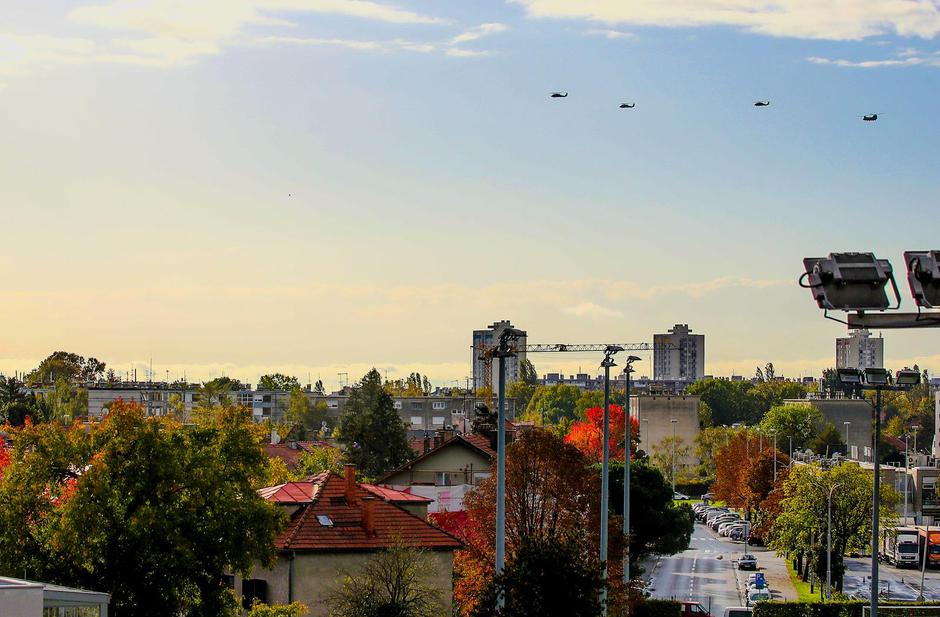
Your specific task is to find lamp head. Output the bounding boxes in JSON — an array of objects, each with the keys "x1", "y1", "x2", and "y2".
[
  {"x1": 801, "y1": 252, "x2": 896, "y2": 311},
  {"x1": 864, "y1": 367, "x2": 889, "y2": 386}
]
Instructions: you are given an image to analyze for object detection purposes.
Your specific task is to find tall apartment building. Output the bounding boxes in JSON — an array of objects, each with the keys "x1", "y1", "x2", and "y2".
[
  {"x1": 653, "y1": 324, "x2": 705, "y2": 382},
  {"x1": 835, "y1": 328, "x2": 884, "y2": 370},
  {"x1": 471, "y1": 320, "x2": 527, "y2": 391}
]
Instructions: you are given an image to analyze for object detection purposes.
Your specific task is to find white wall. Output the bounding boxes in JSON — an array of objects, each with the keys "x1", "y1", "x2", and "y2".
[{"x1": 0, "y1": 586, "x2": 43, "y2": 617}]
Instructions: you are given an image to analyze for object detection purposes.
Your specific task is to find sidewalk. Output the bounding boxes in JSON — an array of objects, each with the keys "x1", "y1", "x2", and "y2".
[{"x1": 758, "y1": 549, "x2": 798, "y2": 601}]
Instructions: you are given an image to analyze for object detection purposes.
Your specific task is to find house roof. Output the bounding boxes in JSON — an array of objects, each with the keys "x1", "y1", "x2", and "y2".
[
  {"x1": 263, "y1": 441, "x2": 338, "y2": 471},
  {"x1": 376, "y1": 434, "x2": 496, "y2": 484},
  {"x1": 263, "y1": 472, "x2": 461, "y2": 552},
  {"x1": 362, "y1": 483, "x2": 433, "y2": 504}
]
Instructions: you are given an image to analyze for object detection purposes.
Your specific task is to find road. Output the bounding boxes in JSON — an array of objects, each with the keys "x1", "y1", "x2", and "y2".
[
  {"x1": 648, "y1": 523, "x2": 747, "y2": 615},
  {"x1": 843, "y1": 557, "x2": 940, "y2": 601}
]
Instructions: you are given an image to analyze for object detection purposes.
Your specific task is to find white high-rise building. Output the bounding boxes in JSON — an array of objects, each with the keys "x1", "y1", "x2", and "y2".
[
  {"x1": 653, "y1": 324, "x2": 705, "y2": 381},
  {"x1": 835, "y1": 329, "x2": 884, "y2": 370},
  {"x1": 471, "y1": 320, "x2": 527, "y2": 391}
]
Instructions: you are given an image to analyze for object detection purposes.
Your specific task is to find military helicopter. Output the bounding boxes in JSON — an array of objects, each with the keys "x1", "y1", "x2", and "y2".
[
  {"x1": 619, "y1": 102, "x2": 636, "y2": 108},
  {"x1": 754, "y1": 101, "x2": 770, "y2": 107},
  {"x1": 862, "y1": 113, "x2": 879, "y2": 122},
  {"x1": 550, "y1": 92, "x2": 568, "y2": 98}
]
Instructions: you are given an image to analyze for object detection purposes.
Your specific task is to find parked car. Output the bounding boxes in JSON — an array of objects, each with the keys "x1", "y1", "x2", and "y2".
[
  {"x1": 711, "y1": 515, "x2": 739, "y2": 531},
  {"x1": 679, "y1": 601, "x2": 712, "y2": 616},
  {"x1": 674, "y1": 492, "x2": 691, "y2": 500},
  {"x1": 738, "y1": 554, "x2": 758, "y2": 570},
  {"x1": 746, "y1": 588, "x2": 771, "y2": 606}
]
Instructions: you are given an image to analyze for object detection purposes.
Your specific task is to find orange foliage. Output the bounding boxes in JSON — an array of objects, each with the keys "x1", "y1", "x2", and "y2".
[
  {"x1": 565, "y1": 405, "x2": 640, "y2": 463},
  {"x1": 713, "y1": 429, "x2": 789, "y2": 514},
  {"x1": 0, "y1": 442, "x2": 10, "y2": 481}
]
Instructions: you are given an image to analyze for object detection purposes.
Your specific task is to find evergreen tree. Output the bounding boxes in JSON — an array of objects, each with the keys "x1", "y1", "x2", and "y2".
[{"x1": 338, "y1": 369, "x2": 412, "y2": 478}]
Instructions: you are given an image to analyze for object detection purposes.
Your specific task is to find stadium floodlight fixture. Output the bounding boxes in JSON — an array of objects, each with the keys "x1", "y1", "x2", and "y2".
[
  {"x1": 836, "y1": 368, "x2": 863, "y2": 385},
  {"x1": 895, "y1": 369, "x2": 921, "y2": 387},
  {"x1": 800, "y1": 252, "x2": 900, "y2": 311},
  {"x1": 864, "y1": 368, "x2": 890, "y2": 387},
  {"x1": 904, "y1": 251, "x2": 940, "y2": 309}
]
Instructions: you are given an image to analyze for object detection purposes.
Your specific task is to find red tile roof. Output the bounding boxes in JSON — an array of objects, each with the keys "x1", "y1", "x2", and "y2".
[
  {"x1": 263, "y1": 442, "x2": 338, "y2": 471},
  {"x1": 362, "y1": 483, "x2": 433, "y2": 504},
  {"x1": 258, "y1": 472, "x2": 330, "y2": 504},
  {"x1": 265, "y1": 473, "x2": 462, "y2": 552},
  {"x1": 376, "y1": 434, "x2": 496, "y2": 484}
]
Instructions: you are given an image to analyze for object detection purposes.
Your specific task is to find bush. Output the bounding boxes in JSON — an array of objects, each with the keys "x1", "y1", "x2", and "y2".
[
  {"x1": 753, "y1": 602, "x2": 862, "y2": 617},
  {"x1": 675, "y1": 480, "x2": 711, "y2": 498},
  {"x1": 632, "y1": 599, "x2": 681, "y2": 617}
]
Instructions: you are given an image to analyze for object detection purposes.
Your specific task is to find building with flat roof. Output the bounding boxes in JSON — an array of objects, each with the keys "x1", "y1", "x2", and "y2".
[
  {"x1": 653, "y1": 324, "x2": 705, "y2": 382},
  {"x1": 471, "y1": 320, "x2": 527, "y2": 391},
  {"x1": 835, "y1": 328, "x2": 884, "y2": 371}
]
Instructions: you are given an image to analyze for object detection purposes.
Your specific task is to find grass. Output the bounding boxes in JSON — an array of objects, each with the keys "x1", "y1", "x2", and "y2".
[
  {"x1": 786, "y1": 558, "x2": 825, "y2": 602},
  {"x1": 673, "y1": 498, "x2": 726, "y2": 508}
]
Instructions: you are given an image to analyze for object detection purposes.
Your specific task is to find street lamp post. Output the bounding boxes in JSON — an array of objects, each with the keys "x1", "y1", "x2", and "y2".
[
  {"x1": 622, "y1": 356, "x2": 640, "y2": 593},
  {"x1": 772, "y1": 429, "x2": 778, "y2": 482},
  {"x1": 913, "y1": 425, "x2": 920, "y2": 461},
  {"x1": 904, "y1": 434, "x2": 910, "y2": 522},
  {"x1": 844, "y1": 421, "x2": 851, "y2": 457},
  {"x1": 599, "y1": 346, "x2": 622, "y2": 616},
  {"x1": 827, "y1": 483, "x2": 843, "y2": 600},
  {"x1": 671, "y1": 419, "x2": 678, "y2": 494}
]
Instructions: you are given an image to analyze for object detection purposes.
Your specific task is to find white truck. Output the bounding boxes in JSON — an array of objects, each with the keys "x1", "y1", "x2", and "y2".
[{"x1": 882, "y1": 526, "x2": 920, "y2": 567}]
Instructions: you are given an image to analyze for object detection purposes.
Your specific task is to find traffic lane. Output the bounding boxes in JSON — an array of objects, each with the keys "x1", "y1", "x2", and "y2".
[
  {"x1": 649, "y1": 524, "x2": 744, "y2": 614},
  {"x1": 843, "y1": 557, "x2": 940, "y2": 601}
]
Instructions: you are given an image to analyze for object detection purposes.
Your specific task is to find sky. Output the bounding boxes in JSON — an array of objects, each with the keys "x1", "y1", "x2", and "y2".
[{"x1": 2, "y1": 0, "x2": 940, "y2": 390}]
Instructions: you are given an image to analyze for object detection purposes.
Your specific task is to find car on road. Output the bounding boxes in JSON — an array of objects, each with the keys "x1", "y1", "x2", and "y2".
[
  {"x1": 724, "y1": 608, "x2": 752, "y2": 617},
  {"x1": 674, "y1": 492, "x2": 691, "y2": 500},
  {"x1": 746, "y1": 588, "x2": 771, "y2": 606},
  {"x1": 719, "y1": 521, "x2": 746, "y2": 536},
  {"x1": 679, "y1": 601, "x2": 712, "y2": 616},
  {"x1": 711, "y1": 515, "x2": 739, "y2": 531},
  {"x1": 723, "y1": 522, "x2": 750, "y2": 538},
  {"x1": 738, "y1": 554, "x2": 758, "y2": 570}
]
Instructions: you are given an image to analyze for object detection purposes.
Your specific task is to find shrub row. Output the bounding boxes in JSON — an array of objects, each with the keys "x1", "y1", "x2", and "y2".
[
  {"x1": 632, "y1": 599, "x2": 681, "y2": 617},
  {"x1": 754, "y1": 602, "x2": 940, "y2": 617},
  {"x1": 675, "y1": 480, "x2": 712, "y2": 498}
]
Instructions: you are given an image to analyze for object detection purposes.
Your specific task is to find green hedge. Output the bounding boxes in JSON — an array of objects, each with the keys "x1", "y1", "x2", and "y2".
[
  {"x1": 753, "y1": 602, "x2": 940, "y2": 617},
  {"x1": 632, "y1": 599, "x2": 681, "y2": 617}
]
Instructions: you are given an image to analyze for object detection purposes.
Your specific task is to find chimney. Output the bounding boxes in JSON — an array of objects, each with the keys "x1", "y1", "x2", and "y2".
[
  {"x1": 361, "y1": 497, "x2": 377, "y2": 535},
  {"x1": 423, "y1": 435, "x2": 431, "y2": 454},
  {"x1": 433, "y1": 434, "x2": 443, "y2": 449},
  {"x1": 344, "y1": 464, "x2": 357, "y2": 504},
  {"x1": 440, "y1": 428, "x2": 455, "y2": 442}
]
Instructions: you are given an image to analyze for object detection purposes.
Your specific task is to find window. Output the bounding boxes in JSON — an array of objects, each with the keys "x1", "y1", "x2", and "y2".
[
  {"x1": 242, "y1": 579, "x2": 267, "y2": 609},
  {"x1": 432, "y1": 416, "x2": 445, "y2": 425},
  {"x1": 317, "y1": 515, "x2": 334, "y2": 526},
  {"x1": 393, "y1": 401, "x2": 402, "y2": 409},
  {"x1": 432, "y1": 401, "x2": 446, "y2": 410},
  {"x1": 436, "y1": 472, "x2": 454, "y2": 486},
  {"x1": 410, "y1": 416, "x2": 423, "y2": 427},
  {"x1": 411, "y1": 401, "x2": 423, "y2": 410},
  {"x1": 327, "y1": 400, "x2": 339, "y2": 409},
  {"x1": 223, "y1": 575, "x2": 235, "y2": 589}
]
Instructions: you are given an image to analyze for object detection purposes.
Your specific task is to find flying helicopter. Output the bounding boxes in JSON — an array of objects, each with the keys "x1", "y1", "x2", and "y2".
[
  {"x1": 754, "y1": 101, "x2": 770, "y2": 107},
  {"x1": 619, "y1": 103, "x2": 635, "y2": 108},
  {"x1": 862, "y1": 113, "x2": 879, "y2": 122},
  {"x1": 550, "y1": 92, "x2": 568, "y2": 98}
]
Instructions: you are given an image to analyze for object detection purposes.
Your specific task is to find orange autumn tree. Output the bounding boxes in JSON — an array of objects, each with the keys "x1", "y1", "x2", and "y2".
[{"x1": 564, "y1": 404, "x2": 640, "y2": 463}]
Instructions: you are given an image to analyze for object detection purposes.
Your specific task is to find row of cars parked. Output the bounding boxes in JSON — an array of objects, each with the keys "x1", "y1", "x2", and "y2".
[{"x1": 691, "y1": 503, "x2": 763, "y2": 544}]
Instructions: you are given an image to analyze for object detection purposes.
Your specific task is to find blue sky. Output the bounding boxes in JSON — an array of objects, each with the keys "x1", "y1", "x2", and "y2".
[{"x1": 2, "y1": 0, "x2": 940, "y2": 387}]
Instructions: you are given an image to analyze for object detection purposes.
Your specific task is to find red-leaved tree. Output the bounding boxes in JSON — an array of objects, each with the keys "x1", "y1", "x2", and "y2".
[{"x1": 564, "y1": 405, "x2": 640, "y2": 463}]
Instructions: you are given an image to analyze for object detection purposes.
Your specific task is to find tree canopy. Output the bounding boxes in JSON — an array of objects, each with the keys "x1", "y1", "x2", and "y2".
[
  {"x1": 520, "y1": 384, "x2": 582, "y2": 425},
  {"x1": 257, "y1": 373, "x2": 301, "y2": 391},
  {"x1": 0, "y1": 400, "x2": 284, "y2": 617},
  {"x1": 26, "y1": 351, "x2": 106, "y2": 384},
  {"x1": 759, "y1": 403, "x2": 824, "y2": 451},
  {"x1": 565, "y1": 404, "x2": 639, "y2": 463},
  {"x1": 338, "y1": 369, "x2": 413, "y2": 478},
  {"x1": 686, "y1": 378, "x2": 808, "y2": 427}
]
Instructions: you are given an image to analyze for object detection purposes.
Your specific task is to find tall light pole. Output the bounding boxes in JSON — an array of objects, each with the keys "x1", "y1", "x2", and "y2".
[
  {"x1": 493, "y1": 328, "x2": 523, "y2": 609},
  {"x1": 844, "y1": 421, "x2": 851, "y2": 457},
  {"x1": 599, "y1": 345, "x2": 622, "y2": 616},
  {"x1": 671, "y1": 418, "x2": 678, "y2": 494},
  {"x1": 827, "y1": 482, "x2": 843, "y2": 600},
  {"x1": 904, "y1": 434, "x2": 910, "y2": 522},
  {"x1": 913, "y1": 425, "x2": 920, "y2": 460},
  {"x1": 622, "y1": 356, "x2": 641, "y2": 592},
  {"x1": 771, "y1": 429, "x2": 778, "y2": 482}
]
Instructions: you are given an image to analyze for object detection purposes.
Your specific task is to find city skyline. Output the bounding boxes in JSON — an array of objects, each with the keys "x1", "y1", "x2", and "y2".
[{"x1": 3, "y1": 1, "x2": 940, "y2": 386}]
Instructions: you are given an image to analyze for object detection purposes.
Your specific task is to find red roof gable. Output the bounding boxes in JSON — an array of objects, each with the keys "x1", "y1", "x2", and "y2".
[
  {"x1": 362, "y1": 483, "x2": 433, "y2": 504},
  {"x1": 269, "y1": 473, "x2": 462, "y2": 552}
]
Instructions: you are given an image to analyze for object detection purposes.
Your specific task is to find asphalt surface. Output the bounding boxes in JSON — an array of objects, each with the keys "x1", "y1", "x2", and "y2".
[
  {"x1": 843, "y1": 556, "x2": 940, "y2": 602},
  {"x1": 648, "y1": 523, "x2": 751, "y2": 615}
]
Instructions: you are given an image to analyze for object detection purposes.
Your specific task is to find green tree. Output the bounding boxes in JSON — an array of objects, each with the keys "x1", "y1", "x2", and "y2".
[
  {"x1": 769, "y1": 463, "x2": 898, "y2": 591},
  {"x1": 248, "y1": 601, "x2": 308, "y2": 617},
  {"x1": 650, "y1": 436, "x2": 695, "y2": 484},
  {"x1": 37, "y1": 379, "x2": 88, "y2": 423},
  {"x1": 295, "y1": 447, "x2": 345, "y2": 477},
  {"x1": 0, "y1": 376, "x2": 26, "y2": 408},
  {"x1": 808, "y1": 422, "x2": 845, "y2": 455},
  {"x1": 327, "y1": 543, "x2": 443, "y2": 617},
  {"x1": 506, "y1": 381, "x2": 537, "y2": 415},
  {"x1": 471, "y1": 536, "x2": 604, "y2": 617},
  {"x1": 338, "y1": 369, "x2": 412, "y2": 478},
  {"x1": 518, "y1": 359, "x2": 539, "y2": 386},
  {"x1": 471, "y1": 404, "x2": 498, "y2": 438},
  {"x1": 0, "y1": 401, "x2": 284, "y2": 617},
  {"x1": 694, "y1": 426, "x2": 736, "y2": 479},
  {"x1": 759, "y1": 404, "x2": 824, "y2": 451},
  {"x1": 26, "y1": 351, "x2": 106, "y2": 384},
  {"x1": 258, "y1": 373, "x2": 301, "y2": 391},
  {"x1": 521, "y1": 384, "x2": 582, "y2": 425}
]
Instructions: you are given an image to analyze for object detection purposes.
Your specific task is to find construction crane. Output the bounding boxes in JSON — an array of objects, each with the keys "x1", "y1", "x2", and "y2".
[{"x1": 472, "y1": 342, "x2": 675, "y2": 391}]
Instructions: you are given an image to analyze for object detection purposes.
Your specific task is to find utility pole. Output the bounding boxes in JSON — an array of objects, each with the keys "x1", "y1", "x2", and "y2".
[
  {"x1": 598, "y1": 346, "x2": 622, "y2": 616},
  {"x1": 671, "y1": 418, "x2": 678, "y2": 494},
  {"x1": 622, "y1": 356, "x2": 640, "y2": 600},
  {"x1": 827, "y1": 483, "x2": 842, "y2": 599}
]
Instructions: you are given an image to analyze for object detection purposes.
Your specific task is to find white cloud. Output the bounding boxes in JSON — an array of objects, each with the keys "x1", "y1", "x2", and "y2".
[
  {"x1": 512, "y1": 0, "x2": 940, "y2": 41},
  {"x1": 255, "y1": 35, "x2": 384, "y2": 51},
  {"x1": 0, "y1": 33, "x2": 99, "y2": 77},
  {"x1": 450, "y1": 22, "x2": 508, "y2": 45},
  {"x1": 445, "y1": 47, "x2": 494, "y2": 57},
  {"x1": 807, "y1": 50, "x2": 940, "y2": 68},
  {"x1": 584, "y1": 28, "x2": 634, "y2": 40},
  {"x1": 562, "y1": 302, "x2": 623, "y2": 318}
]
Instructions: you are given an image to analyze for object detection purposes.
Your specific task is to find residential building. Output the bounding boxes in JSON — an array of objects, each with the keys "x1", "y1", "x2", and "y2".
[
  {"x1": 835, "y1": 328, "x2": 884, "y2": 371},
  {"x1": 471, "y1": 320, "x2": 527, "y2": 391},
  {"x1": 786, "y1": 397, "x2": 873, "y2": 460},
  {"x1": 0, "y1": 577, "x2": 109, "y2": 617},
  {"x1": 238, "y1": 467, "x2": 461, "y2": 616},
  {"x1": 630, "y1": 395, "x2": 702, "y2": 470},
  {"x1": 653, "y1": 324, "x2": 705, "y2": 382},
  {"x1": 378, "y1": 432, "x2": 497, "y2": 513}
]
